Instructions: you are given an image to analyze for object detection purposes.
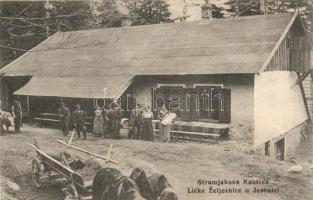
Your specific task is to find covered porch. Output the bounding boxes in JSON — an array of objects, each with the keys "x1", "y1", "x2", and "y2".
[{"x1": 153, "y1": 120, "x2": 230, "y2": 142}]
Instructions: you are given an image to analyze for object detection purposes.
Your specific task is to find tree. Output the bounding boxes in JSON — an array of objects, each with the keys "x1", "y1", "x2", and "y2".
[
  {"x1": 128, "y1": 0, "x2": 172, "y2": 25},
  {"x1": 211, "y1": 3, "x2": 225, "y2": 18},
  {"x1": 225, "y1": 0, "x2": 262, "y2": 16},
  {"x1": 0, "y1": 1, "x2": 92, "y2": 66},
  {"x1": 266, "y1": 0, "x2": 313, "y2": 31},
  {"x1": 92, "y1": 0, "x2": 125, "y2": 28},
  {"x1": 214, "y1": 0, "x2": 313, "y2": 31},
  {"x1": 0, "y1": 0, "x2": 125, "y2": 67}
]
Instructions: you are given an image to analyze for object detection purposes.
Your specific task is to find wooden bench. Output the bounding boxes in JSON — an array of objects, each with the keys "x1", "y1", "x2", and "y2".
[
  {"x1": 33, "y1": 118, "x2": 60, "y2": 123},
  {"x1": 153, "y1": 129, "x2": 220, "y2": 138},
  {"x1": 40, "y1": 113, "x2": 59, "y2": 118},
  {"x1": 34, "y1": 114, "x2": 60, "y2": 127},
  {"x1": 34, "y1": 113, "x2": 93, "y2": 130}
]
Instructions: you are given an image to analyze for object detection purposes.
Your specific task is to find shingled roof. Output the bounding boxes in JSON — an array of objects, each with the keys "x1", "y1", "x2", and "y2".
[{"x1": 0, "y1": 12, "x2": 298, "y2": 98}]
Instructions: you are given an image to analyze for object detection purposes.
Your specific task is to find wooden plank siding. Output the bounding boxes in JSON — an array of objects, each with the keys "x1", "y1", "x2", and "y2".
[
  {"x1": 266, "y1": 21, "x2": 311, "y2": 72},
  {"x1": 266, "y1": 36, "x2": 290, "y2": 71}
]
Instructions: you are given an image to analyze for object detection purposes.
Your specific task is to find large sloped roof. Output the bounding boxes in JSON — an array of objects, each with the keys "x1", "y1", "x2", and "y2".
[{"x1": 0, "y1": 12, "x2": 297, "y2": 98}]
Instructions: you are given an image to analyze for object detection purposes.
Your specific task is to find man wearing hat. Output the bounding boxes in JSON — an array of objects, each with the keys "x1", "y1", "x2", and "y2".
[
  {"x1": 58, "y1": 102, "x2": 70, "y2": 136},
  {"x1": 11, "y1": 98, "x2": 22, "y2": 133},
  {"x1": 73, "y1": 104, "x2": 87, "y2": 140},
  {"x1": 111, "y1": 101, "x2": 122, "y2": 139}
]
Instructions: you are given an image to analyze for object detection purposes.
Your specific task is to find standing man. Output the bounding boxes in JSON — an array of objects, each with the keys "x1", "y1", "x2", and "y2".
[
  {"x1": 58, "y1": 102, "x2": 70, "y2": 136},
  {"x1": 111, "y1": 102, "x2": 122, "y2": 139},
  {"x1": 11, "y1": 98, "x2": 22, "y2": 133},
  {"x1": 73, "y1": 104, "x2": 87, "y2": 140},
  {"x1": 129, "y1": 104, "x2": 142, "y2": 139}
]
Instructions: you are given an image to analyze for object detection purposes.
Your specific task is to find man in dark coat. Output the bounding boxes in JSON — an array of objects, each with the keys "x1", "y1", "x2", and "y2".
[
  {"x1": 111, "y1": 102, "x2": 122, "y2": 139},
  {"x1": 11, "y1": 99, "x2": 22, "y2": 133},
  {"x1": 129, "y1": 104, "x2": 142, "y2": 139},
  {"x1": 73, "y1": 104, "x2": 87, "y2": 140},
  {"x1": 58, "y1": 102, "x2": 70, "y2": 136}
]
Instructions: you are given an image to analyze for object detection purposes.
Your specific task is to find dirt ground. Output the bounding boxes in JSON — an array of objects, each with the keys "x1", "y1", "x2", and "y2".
[{"x1": 0, "y1": 125, "x2": 313, "y2": 200}]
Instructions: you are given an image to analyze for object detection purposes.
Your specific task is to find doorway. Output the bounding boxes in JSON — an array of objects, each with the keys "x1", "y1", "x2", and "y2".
[{"x1": 275, "y1": 138, "x2": 285, "y2": 161}]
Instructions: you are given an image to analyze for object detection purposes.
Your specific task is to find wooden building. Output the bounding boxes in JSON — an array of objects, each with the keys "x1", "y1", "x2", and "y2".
[{"x1": 0, "y1": 11, "x2": 311, "y2": 160}]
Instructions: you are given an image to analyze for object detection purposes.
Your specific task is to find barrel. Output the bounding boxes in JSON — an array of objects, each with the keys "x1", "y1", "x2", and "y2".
[
  {"x1": 121, "y1": 118, "x2": 130, "y2": 129},
  {"x1": 119, "y1": 128, "x2": 129, "y2": 139}
]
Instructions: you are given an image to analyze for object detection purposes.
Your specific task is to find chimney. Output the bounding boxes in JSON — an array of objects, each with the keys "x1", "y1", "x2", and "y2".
[
  {"x1": 121, "y1": 15, "x2": 132, "y2": 27},
  {"x1": 260, "y1": 0, "x2": 267, "y2": 14},
  {"x1": 201, "y1": 3, "x2": 213, "y2": 19}
]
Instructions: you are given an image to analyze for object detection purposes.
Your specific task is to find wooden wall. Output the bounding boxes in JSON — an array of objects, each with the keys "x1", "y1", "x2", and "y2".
[
  {"x1": 266, "y1": 18, "x2": 311, "y2": 72},
  {"x1": 289, "y1": 30, "x2": 311, "y2": 72},
  {"x1": 266, "y1": 36, "x2": 290, "y2": 71}
]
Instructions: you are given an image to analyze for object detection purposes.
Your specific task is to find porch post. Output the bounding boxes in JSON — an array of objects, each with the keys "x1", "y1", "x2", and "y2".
[{"x1": 27, "y1": 95, "x2": 30, "y2": 114}]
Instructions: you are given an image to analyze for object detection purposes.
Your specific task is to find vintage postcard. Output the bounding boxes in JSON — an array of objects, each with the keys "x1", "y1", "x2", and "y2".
[{"x1": 0, "y1": 0, "x2": 312, "y2": 200}]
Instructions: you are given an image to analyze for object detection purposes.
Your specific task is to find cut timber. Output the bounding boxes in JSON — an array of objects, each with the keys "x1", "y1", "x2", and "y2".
[
  {"x1": 57, "y1": 140, "x2": 118, "y2": 165},
  {"x1": 81, "y1": 196, "x2": 93, "y2": 200},
  {"x1": 68, "y1": 129, "x2": 75, "y2": 146},
  {"x1": 106, "y1": 144, "x2": 113, "y2": 161}
]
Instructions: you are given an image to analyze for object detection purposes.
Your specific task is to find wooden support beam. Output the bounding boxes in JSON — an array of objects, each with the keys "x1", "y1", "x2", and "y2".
[
  {"x1": 297, "y1": 73, "x2": 311, "y2": 121},
  {"x1": 295, "y1": 70, "x2": 311, "y2": 85},
  {"x1": 26, "y1": 96, "x2": 30, "y2": 114},
  {"x1": 106, "y1": 144, "x2": 113, "y2": 162},
  {"x1": 67, "y1": 129, "x2": 75, "y2": 146},
  {"x1": 57, "y1": 140, "x2": 118, "y2": 165}
]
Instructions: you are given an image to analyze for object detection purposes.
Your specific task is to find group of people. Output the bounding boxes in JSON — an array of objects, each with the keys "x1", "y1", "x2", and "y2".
[
  {"x1": 128, "y1": 104, "x2": 155, "y2": 141},
  {"x1": 128, "y1": 104, "x2": 175, "y2": 142},
  {"x1": 58, "y1": 102, "x2": 123, "y2": 140},
  {"x1": 93, "y1": 102, "x2": 122, "y2": 139},
  {"x1": 92, "y1": 104, "x2": 155, "y2": 141},
  {"x1": 2, "y1": 98, "x2": 175, "y2": 142},
  {"x1": 58, "y1": 101, "x2": 175, "y2": 142},
  {"x1": 92, "y1": 103, "x2": 175, "y2": 142},
  {"x1": 94, "y1": 103, "x2": 173, "y2": 142},
  {"x1": 93, "y1": 103, "x2": 157, "y2": 141},
  {"x1": 58, "y1": 103, "x2": 88, "y2": 140}
]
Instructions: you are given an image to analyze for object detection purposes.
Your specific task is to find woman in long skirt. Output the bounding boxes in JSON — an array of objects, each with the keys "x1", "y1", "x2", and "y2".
[
  {"x1": 158, "y1": 104, "x2": 169, "y2": 142},
  {"x1": 142, "y1": 106, "x2": 154, "y2": 141},
  {"x1": 112, "y1": 104, "x2": 122, "y2": 139},
  {"x1": 93, "y1": 109, "x2": 104, "y2": 137}
]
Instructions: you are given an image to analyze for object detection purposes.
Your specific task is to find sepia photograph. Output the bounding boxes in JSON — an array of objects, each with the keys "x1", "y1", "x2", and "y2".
[{"x1": 0, "y1": 0, "x2": 313, "y2": 199}]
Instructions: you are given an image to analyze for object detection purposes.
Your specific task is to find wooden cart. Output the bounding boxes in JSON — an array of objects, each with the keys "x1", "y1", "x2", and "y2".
[{"x1": 28, "y1": 139, "x2": 117, "y2": 200}]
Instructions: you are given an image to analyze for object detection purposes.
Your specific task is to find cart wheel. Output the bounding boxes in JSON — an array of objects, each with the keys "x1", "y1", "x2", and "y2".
[{"x1": 32, "y1": 159, "x2": 43, "y2": 188}]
